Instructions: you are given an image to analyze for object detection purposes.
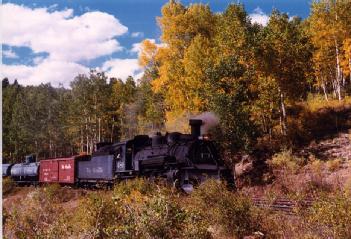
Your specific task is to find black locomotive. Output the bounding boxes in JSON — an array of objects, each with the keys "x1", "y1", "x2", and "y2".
[
  {"x1": 81, "y1": 119, "x2": 233, "y2": 191},
  {"x1": 3, "y1": 119, "x2": 234, "y2": 191}
]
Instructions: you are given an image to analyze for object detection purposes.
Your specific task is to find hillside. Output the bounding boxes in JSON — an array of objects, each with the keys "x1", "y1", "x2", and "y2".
[{"x1": 3, "y1": 128, "x2": 351, "y2": 238}]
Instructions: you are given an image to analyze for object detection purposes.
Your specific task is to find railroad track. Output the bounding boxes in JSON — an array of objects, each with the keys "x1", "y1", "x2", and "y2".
[{"x1": 252, "y1": 197, "x2": 314, "y2": 214}]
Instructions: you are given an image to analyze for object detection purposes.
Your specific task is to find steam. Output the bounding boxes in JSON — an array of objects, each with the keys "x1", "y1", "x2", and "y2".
[{"x1": 193, "y1": 112, "x2": 219, "y2": 135}]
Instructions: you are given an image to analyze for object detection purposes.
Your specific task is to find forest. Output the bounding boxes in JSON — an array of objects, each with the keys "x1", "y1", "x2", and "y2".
[{"x1": 2, "y1": 0, "x2": 351, "y2": 162}]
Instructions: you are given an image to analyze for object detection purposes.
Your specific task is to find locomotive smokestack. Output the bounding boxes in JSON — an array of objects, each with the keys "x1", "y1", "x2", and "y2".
[{"x1": 189, "y1": 119, "x2": 202, "y2": 137}]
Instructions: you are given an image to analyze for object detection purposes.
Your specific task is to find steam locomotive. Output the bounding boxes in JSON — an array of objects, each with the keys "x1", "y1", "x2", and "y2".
[{"x1": 3, "y1": 119, "x2": 233, "y2": 191}]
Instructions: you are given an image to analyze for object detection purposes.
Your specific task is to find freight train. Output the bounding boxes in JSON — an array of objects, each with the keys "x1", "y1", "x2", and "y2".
[{"x1": 2, "y1": 119, "x2": 234, "y2": 191}]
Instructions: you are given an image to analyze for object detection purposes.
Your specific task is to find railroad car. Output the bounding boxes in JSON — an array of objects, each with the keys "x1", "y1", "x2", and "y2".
[
  {"x1": 2, "y1": 163, "x2": 13, "y2": 177},
  {"x1": 39, "y1": 155, "x2": 90, "y2": 184},
  {"x1": 10, "y1": 155, "x2": 40, "y2": 183}
]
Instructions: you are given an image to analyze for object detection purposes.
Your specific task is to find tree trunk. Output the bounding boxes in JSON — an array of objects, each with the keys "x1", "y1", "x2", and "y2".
[
  {"x1": 335, "y1": 39, "x2": 342, "y2": 101},
  {"x1": 279, "y1": 89, "x2": 287, "y2": 136},
  {"x1": 321, "y1": 81, "x2": 329, "y2": 101},
  {"x1": 80, "y1": 126, "x2": 83, "y2": 153},
  {"x1": 111, "y1": 118, "x2": 114, "y2": 143},
  {"x1": 98, "y1": 117, "x2": 101, "y2": 142},
  {"x1": 86, "y1": 117, "x2": 89, "y2": 154}
]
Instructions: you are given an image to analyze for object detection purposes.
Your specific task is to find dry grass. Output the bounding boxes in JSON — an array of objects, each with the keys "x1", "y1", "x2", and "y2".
[
  {"x1": 304, "y1": 94, "x2": 351, "y2": 112},
  {"x1": 327, "y1": 158, "x2": 343, "y2": 172}
]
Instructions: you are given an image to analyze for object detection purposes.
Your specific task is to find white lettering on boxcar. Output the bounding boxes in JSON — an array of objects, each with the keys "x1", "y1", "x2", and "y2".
[{"x1": 61, "y1": 164, "x2": 72, "y2": 169}]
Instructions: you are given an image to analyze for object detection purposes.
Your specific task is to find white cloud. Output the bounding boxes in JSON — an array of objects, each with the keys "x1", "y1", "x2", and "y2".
[
  {"x1": 2, "y1": 3, "x2": 128, "y2": 62},
  {"x1": 3, "y1": 49, "x2": 19, "y2": 59},
  {"x1": 131, "y1": 32, "x2": 144, "y2": 38},
  {"x1": 1, "y1": 3, "x2": 133, "y2": 87},
  {"x1": 1, "y1": 59, "x2": 89, "y2": 87},
  {"x1": 102, "y1": 59, "x2": 143, "y2": 80},
  {"x1": 249, "y1": 7, "x2": 269, "y2": 26}
]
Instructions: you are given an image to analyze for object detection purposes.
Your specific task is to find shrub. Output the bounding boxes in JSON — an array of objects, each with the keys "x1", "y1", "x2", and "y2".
[
  {"x1": 3, "y1": 177, "x2": 15, "y2": 195},
  {"x1": 269, "y1": 149, "x2": 305, "y2": 173},
  {"x1": 72, "y1": 178, "x2": 211, "y2": 239},
  {"x1": 75, "y1": 192, "x2": 121, "y2": 238},
  {"x1": 112, "y1": 177, "x2": 159, "y2": 198},
  {"x1": 5, "y1": 188, "x2": 71, "y2": 239},
  {"x1": 307, "y1": 193, "x2": 351, "y2": 238},
  {"x1": 309, "y1": 159, "x2": 324, "y2": 175},
  {"x1": 190, "y1": 179, "x2": 260, "y2": 238},
  {"x1": 344, "y1": 177, "x2": 351, "y2": 196}
]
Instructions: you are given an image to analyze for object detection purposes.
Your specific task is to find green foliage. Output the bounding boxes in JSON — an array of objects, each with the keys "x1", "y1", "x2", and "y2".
[
  {"x1": 207, "y1": 57, "x2": 257, "y2": 153},
  {"x1": 113, "y1": 177, "x2": 159, "y2": 197},
  {"x1": 2, "y1": 70, "x2": 166, "y2": 160},
  {"x1": 190, "y1": 179, "x2": 261, "y2": 238},
  {"x1": 269, "y1": 149, "x2": 305, "y2": 173},
  {"x1": 72, "y1": 178, "x2": 211, "y2": 239},
  {"x1": 76, "y1": 192, "x2": 120, "y2": 238}
]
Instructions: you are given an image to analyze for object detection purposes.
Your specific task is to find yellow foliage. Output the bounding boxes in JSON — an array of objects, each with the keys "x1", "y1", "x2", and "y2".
[{"x1": 138, "y1": 39, "x2": 158, "y2": 68}]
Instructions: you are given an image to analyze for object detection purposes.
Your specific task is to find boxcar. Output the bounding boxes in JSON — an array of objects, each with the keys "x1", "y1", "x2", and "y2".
[
  {"x1": 39, "y1": 156, "x2": 80, "y2": 184},
  {"x1": 58, "y1": 158, "x2": 75, "y2": 183},
  {"x1": 39, "y1": 159, "x2": 59, "y2": 183}
]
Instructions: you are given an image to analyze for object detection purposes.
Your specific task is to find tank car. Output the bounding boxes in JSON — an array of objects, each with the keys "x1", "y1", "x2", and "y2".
[
  {"x1": 2, "y1": 163, "x2": 14, "y2": 177},
  {"x1": 10, "y1": 154, "x2": 40, "y2": 183}
]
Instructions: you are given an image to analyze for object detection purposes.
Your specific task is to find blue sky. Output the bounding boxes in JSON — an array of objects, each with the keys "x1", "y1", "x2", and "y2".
[{"x1": 1, "y1": 0, "x2": 311, "y2": 87}]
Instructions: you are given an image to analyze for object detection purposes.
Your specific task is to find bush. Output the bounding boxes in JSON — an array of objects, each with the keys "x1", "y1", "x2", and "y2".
[
  {"x1": 72, "y1": 178, "x2": 211, "y2": 239},
  {"x1": 5, "y1": 188, "x2": 71, "y2": 239},
  {"x1": 74, "y1": 192, "x2": 120, "y2": 238},
  {"x1": 190, "y1": 179, "x2": 260, "y2": 238},
  {"x1": 112, "y1": 177, "x2": 159, "y2": 198},
  {"x1": 3, "y1": 177, "x2": 15, "y2": 195},
  {"x1": 307, "y1": 193, "x2": 351, "y2": 238},
  {"x1": 269, "y1": 149, "x2": 305, "y2": 173}
]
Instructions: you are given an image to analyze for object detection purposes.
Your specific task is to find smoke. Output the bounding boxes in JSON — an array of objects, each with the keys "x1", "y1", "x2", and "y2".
[{"x1": 193, "y1": 112, "x2": 219, "y2": 135}]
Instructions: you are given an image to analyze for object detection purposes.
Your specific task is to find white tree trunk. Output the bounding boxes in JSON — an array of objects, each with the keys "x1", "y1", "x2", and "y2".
[
  {"x1": 98, "y1": 117, "x2": 101, "y2": 142},
  {"x1": 335, "y1": 39, "x2": 342, "y2": 101},
  {"x1": 279, "y1": 89, "x2": 287, "y2": 136},
  {"x1": 321, "y1": 81, "x2": 329, "y2": 101}
]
